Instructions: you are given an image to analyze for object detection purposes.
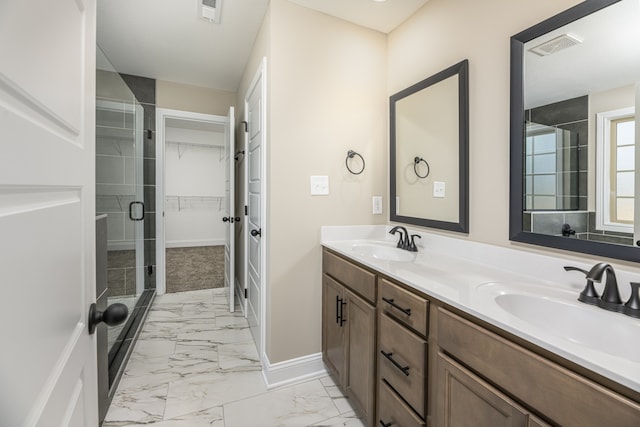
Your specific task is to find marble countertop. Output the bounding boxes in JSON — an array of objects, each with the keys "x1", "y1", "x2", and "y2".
[{"x1": 321, "y1": 225, "x2": 640, "y2": 394}]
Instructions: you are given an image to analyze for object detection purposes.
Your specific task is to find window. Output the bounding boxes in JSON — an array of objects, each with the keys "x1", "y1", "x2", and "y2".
[{"x1": 596, "y1": 108, "x2": 635, "y2": 232}]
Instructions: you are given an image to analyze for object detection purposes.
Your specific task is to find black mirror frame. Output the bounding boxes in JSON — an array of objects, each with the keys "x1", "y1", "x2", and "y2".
[
  {"x1": 509, "y1": 0, "x2": 640, "y2": 262},
  {"x1": 390, "y1": 59, "x2": 469, "y2": 233}
]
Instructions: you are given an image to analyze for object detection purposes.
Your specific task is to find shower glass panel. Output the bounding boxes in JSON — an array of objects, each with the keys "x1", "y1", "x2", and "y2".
[
  {"x1": 96, "y1": 46, "x2": 145, "y2": 376},
  {"x1": 525, "y1": 122, "x2": 580, "y2": 211}
]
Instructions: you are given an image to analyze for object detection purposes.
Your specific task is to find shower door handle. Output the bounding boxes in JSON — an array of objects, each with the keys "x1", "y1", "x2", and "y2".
[{"x1": 129, "y1": 201, "x2": 145, "y2": 221}]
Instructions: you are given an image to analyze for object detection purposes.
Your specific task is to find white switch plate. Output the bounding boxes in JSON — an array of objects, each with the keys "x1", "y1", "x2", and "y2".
[
  {"x1": 433, "y1": 181, "x2": 445, "y2": 198},
  {"x1": 310, "y1": 175, "x2": 329, "y2": 195},
  {"x1": 372, "y1": 196, "x2": 383, "y2": 214}
]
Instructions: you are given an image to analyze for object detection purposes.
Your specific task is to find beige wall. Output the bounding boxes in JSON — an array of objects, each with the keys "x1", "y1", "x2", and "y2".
[
  {"x1": 157, "y1": 79, "x2": 236, "y2": 116},
  {"x1": 388, "y1": 0, "x2": 585, "y2": 247},
  {"x1": 240, "y1": 0, "x2": 388, "y2": 363}
]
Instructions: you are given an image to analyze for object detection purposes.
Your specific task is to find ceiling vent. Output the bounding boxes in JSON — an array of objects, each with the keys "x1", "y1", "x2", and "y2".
[
  {"x1": 529, "y1": 33, "x2": 582, "y2": 57},
  {"x1": 200, "y1": 0, "x2": 222, "y2": 24}
]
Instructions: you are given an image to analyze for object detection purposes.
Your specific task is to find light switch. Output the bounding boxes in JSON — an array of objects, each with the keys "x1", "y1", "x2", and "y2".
[
  {"x1": 433, "y1": 181, "x2": 445, "y2": 198},
  {"x1": 372, "y1": 196, "x2": 383, "y2": 214},
  {"x1": 310, "y1": 175, "x2": 329, "y2": 195}
]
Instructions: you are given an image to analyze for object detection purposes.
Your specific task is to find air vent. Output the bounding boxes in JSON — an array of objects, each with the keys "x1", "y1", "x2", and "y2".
[
  {"x1": 200, "y1": 0, "x2": 222, "y2": 24},
  {"x1": 529, "y1": 33, "x2": 582, "y2": 57}
]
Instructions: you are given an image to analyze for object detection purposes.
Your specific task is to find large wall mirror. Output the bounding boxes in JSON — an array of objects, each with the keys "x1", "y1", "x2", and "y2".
[
  {"x1": 391, "y1": 60, "x2": 469, "y2": 233},
  {"x1": 510, "y1": 0, "x2": 640, "y2": 261}
]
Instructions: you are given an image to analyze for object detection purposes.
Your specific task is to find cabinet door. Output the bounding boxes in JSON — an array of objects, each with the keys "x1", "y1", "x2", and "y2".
[
  {"x1": 323, "y1": 275, "x2": 345, "y2": 384},
  {"x1": 345, "y1": 288, "x2": 376, "y2": 427},
  {"x1": 437, "y1": 353, "x2": 530, "y2": 427}
]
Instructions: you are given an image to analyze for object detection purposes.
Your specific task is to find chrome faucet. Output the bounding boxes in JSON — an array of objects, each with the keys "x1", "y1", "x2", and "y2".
[
  {"x1": 585, "y1": 263, "x2": 623, "y2": 312},
  {"x1": 389, "y1": 226, "x2": 409, "y2": 250}
]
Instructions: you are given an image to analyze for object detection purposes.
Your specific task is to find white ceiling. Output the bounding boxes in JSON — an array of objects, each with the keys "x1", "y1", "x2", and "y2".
[
  {"x1": 97, "y1": 0, "x2": 429, "y2": 92},
  {"x1": 524, "y1": 0, "x2": 640, "y2": 108},
  {"x1": 288, "y1": 0, "x2": 429, "y2": 34}
]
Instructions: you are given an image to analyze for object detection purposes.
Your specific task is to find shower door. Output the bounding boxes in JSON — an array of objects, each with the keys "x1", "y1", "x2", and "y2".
[{"x1": 96, "y1": 98, "x2": 145, "y2": 311}]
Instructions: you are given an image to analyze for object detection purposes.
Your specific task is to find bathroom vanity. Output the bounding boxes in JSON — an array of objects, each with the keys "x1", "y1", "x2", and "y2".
[{"x1": 321, "y1": 226, "x2": 640, "y2": 427}]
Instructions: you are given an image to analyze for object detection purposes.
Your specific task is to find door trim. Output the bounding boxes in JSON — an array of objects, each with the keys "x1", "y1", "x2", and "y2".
[{"x1": 155, "y1": 108, "x2": 227, "y2": 295}]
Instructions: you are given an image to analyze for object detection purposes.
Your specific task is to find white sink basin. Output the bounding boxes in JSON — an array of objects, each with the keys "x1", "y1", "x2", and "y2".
[
  {"x1": 479, "y1": 284, "x2": 640, "y2": 362},
  {"x1": 351, "y1": 243, "x2": 415, "y2": 262}
]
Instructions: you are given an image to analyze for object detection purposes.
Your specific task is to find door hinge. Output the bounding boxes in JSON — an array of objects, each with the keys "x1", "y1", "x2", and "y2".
[
  {"x1": 147, "y1": 129, "x2": 152, "y2": 139},
  {"x1": 244, "y1": 205, "x2": 248, "y2": 215},
  {"x1": 244, "y1": 288, "x2": 248, "y2": 299}
]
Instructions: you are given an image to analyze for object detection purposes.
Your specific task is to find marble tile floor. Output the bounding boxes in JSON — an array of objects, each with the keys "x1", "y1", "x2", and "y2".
[{"x1": 103, "y1": 288, "x2": 365, "y2": 427}]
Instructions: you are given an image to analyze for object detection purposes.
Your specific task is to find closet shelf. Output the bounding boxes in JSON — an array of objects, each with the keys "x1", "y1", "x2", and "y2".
[
  {"x1": 166, "y1": 140, "x2": 224, "y2": 159},
  {"x1": 165, "y1": 195, "x2": 225, "y2": 211}
]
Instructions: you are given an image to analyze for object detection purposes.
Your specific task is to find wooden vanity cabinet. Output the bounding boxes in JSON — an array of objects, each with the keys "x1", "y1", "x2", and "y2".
[
  {"x1": 436, "y1": 308, "x2": 640, "y2": 427},
  {"x1": 322, "y1": 249, "x2": 376, "y2": 426},
  {"x1": 322, "y1": 249, "x2": 640, "y2": 427},
  {"x1": 377, "y1": 278, "x2": 430, "y2": 426}
]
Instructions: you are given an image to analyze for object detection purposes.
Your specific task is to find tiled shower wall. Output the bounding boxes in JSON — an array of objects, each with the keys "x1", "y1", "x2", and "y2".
[
  {"x1": 120, "y1": 74, "x2": 157, "y2": 291},
  {"x1": 525, "y1": 95, "x2": 588, "y2": 211},
  {"x1": 522, "y1": 95, "x2": 633, "y2": 245}
]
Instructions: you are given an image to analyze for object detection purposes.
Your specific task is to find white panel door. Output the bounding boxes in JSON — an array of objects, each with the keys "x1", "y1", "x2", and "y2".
[
  {"x1": 224, "y1": 106, "x2": 236, "y2": 311},
  {"x1": 0, "y1": 0, "x2": 98, "y2": 426},
  {"x1": 245, "y1": 59, "x2": 266, "y2": 355}
]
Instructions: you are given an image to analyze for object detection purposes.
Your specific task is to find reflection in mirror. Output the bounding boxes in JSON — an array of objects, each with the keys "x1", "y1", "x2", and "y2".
[
  {"x1": 390, "y1": 60, "x2": 469, "y2": 233},
  {"x1": 510, "y1": 0, "x2": 640, "y2": 261}
]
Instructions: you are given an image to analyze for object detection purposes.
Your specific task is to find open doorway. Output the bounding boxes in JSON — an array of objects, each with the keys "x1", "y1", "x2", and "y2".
[{"x1": 156, "y1": 109, "x2": 235, "y2": 300}]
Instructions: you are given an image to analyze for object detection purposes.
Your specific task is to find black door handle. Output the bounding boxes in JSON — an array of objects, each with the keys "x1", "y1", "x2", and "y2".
[
  {"x1": 251, "y1": 229, "x2": 262, "y2": 237},
  {"x1": 129, "y1": 201, "x2": 144, "y2": 221},
  {"x1": 223, "y1": 216, "x2": 230, "y2": 222},
  {"x1": 88, "y1": 303, "x2": 128, "y2": 335},
  {"x1": 223, "y1": 217, "x2": 242, "y2": 223}
]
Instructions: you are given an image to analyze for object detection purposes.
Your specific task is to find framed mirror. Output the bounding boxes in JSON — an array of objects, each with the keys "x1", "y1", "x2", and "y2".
[
  {"x1": 390, "y1": 60, "x2": 469, "y2": 233},
  {"x1": 510, "y1": 0, "x2": 640, "y2": 261}
]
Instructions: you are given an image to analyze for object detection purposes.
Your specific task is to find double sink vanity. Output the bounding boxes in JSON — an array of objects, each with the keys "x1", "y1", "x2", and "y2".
[
  {"x1": 321, "y1": 225, "x2": 640, "y2": 427},
  {"x1": 322, "y1": 1, "x2": 640, "y2": 425}
]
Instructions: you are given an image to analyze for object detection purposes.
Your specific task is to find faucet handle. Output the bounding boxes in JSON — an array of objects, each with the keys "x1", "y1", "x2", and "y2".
[
  {"x1": 623, "y1": 282, "x2": 640, "y2": 318},
  {"x1": 408, "y1": 234, "x2": 421, "y2": 252},
  {"x1": 564, "y1": 265, "x2": 599, "y2": 305}
]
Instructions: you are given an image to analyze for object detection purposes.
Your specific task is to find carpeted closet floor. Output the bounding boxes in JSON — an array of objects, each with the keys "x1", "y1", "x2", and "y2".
[{"x1": 166, "y1": 245, "x2": 225, "y2": 293}]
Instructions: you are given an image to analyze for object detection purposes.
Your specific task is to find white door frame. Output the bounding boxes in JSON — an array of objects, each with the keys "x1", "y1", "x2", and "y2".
[
  {"x1": 244, "y1": 57, "x2": 268, "y2": 364},
  {"x1": 155, "y1": 108, "x2": 227, "y2": 295}
]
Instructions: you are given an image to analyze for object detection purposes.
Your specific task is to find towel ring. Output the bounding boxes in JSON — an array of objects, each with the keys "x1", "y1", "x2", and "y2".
[
  {"x1": 346, "y1": 150, "x2": 365, "y2": 175},
  {"x1": 414, "y1": 157, "x2": 430, "y2": 179}
]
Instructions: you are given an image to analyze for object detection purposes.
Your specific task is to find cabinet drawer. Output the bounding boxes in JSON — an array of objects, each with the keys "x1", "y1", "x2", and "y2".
[
  {"x1": 438, "y1": 308, "x2": 640, "y2": 427},
  {"x1": 379, "y1": 278, "x2": 429, "y2": 337},
  {"x1": 378, "y1": 379, "x2": 425, "y2": 427},
  {"x1": 323, "y1": 249, "x2": 376, "y2": 304},
  {"x1": 379, "y1": 313, "x2": 427, "y2": 417}
]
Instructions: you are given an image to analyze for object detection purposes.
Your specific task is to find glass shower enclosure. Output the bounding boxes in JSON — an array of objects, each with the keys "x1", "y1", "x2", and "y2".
[{"x1": 96, "y1": 45, "x2": 153, "y2": 422}]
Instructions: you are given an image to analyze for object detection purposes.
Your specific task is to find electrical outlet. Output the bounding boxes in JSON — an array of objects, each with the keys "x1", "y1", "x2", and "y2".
[
  {"x1": 372, "y1": 196, "x2": 383, "y2": 214},
  {"x1": 433, "y1": 181, "x2": 445, "y2": 198}
]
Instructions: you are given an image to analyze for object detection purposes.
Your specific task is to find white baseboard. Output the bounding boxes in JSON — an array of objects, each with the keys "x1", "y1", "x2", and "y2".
[
  {"x1": 261, "y1": 352, "x2": 327, "y2": 390},
  {"x1": 165, "y1": 239, "x2": 224, "y2": 248}
]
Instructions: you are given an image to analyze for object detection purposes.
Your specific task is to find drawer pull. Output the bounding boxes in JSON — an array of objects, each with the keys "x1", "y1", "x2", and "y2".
[
  {"x1": 382, "y1": 297, "x2": 412, "y2": 316},
  {"x1": 379, "y1": 420, "x2": 394, "y2": 427},
  {"x1": 380, "y1": 350, "x2": 410, "y2": 376}
]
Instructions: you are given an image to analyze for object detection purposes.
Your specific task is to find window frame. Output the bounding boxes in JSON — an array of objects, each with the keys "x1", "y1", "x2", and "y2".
[{"x1": 595, "y1": 107, "x2": 635, "y2": 233}]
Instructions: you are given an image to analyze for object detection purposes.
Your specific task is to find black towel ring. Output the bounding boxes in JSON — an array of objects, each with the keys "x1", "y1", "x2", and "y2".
[
  {"x1": 414, "y1": 157, "x2": 430, "y2": 179},
  {"x1": 346, "y1": 150, "x2": 365, "y2": 175}
]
